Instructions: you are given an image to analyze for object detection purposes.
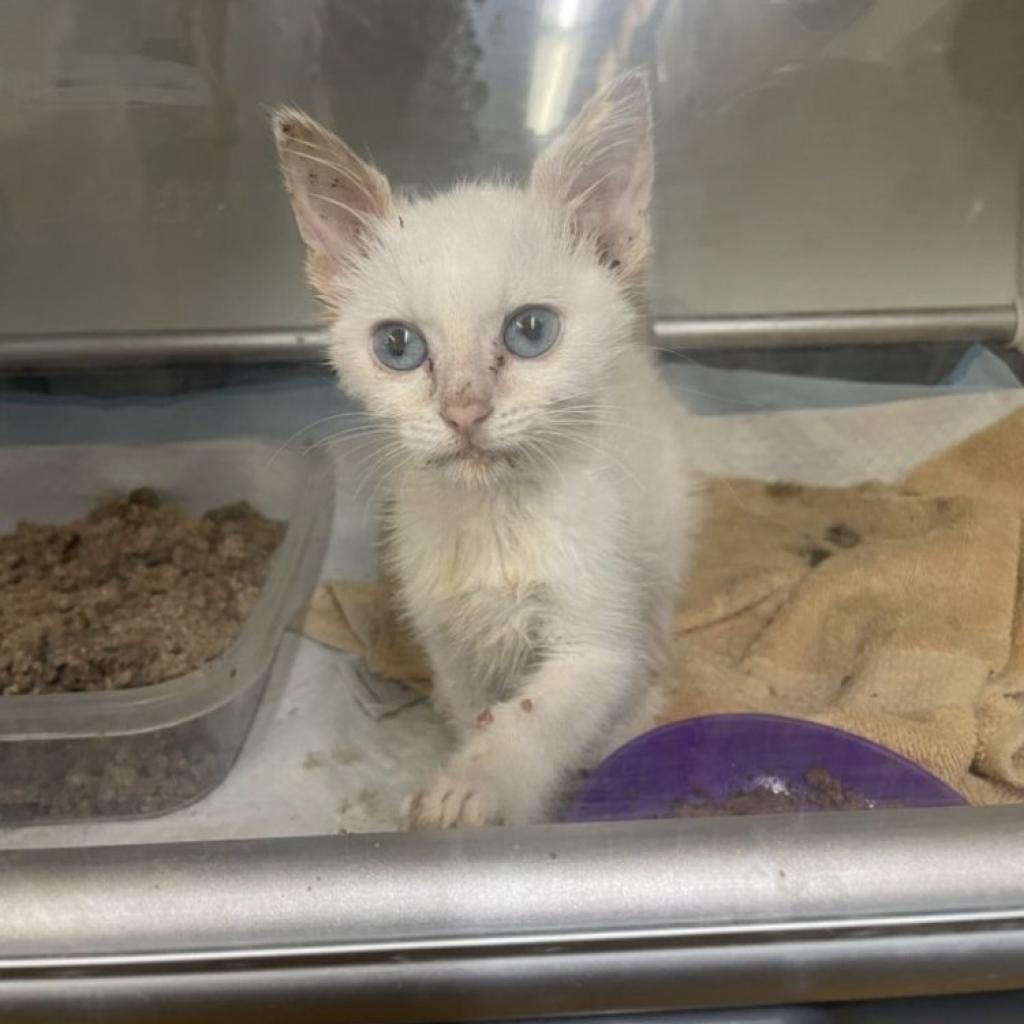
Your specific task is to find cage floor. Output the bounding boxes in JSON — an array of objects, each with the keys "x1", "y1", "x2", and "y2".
[{"x1": 1, "y1": 349, "x2": 1021, "y2": 849}]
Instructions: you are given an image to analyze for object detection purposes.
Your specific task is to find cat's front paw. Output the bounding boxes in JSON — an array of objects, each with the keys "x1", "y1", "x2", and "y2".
[{"x1": 403, "y1": 771, "x2": 504, "y2": 829}]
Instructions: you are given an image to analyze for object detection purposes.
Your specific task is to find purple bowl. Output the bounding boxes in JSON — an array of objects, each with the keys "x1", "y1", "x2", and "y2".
[{"x1": 565, "y1": 713, "x2": 966, "y2": 823}]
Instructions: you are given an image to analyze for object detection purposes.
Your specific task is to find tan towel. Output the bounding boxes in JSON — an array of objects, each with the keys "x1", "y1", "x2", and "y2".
[{"x1": 293, "y1": 409, "x2": 1024, "y2": 805}]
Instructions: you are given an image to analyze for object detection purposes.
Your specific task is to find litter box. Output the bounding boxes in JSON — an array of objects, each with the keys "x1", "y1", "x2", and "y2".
[
  {"x1": 565, "y1": 714, "x2": 967, "y2": 823},
  {"x1": 0, "y1": 440, "x2": 333, "y2": 825}
]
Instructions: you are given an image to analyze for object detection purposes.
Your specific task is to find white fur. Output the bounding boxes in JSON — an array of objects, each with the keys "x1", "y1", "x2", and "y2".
[{"x1": 274, "y1": 72, "x2": 698, "y2": 827}]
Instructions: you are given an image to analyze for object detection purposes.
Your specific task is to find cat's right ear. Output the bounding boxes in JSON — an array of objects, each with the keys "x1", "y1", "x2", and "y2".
[
  {"x1": 272, "y1": 108, "x2": 394, "y2": 305},
  {"x1": 529, "y1": 70, "x2": 653, "y2": 282}
]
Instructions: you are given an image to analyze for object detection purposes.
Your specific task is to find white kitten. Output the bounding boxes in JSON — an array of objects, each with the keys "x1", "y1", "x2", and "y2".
[{"x1": 274, "y1": 71, "x2": 697, "y2": 828}]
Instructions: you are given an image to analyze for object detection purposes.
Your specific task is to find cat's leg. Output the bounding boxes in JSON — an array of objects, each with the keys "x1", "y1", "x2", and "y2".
[
  {"x1": 405, "y1": 641, "x2": 644, "y2": 828},
  {"x1": 421, "y1": 642, "x2": 475, "y2": 733},
  {"x1": 420, "y1": 634, "x2": 496, "y2": 738},
  {"x1": 600, "y1": 602, "x2": 673, "y2": 757}
]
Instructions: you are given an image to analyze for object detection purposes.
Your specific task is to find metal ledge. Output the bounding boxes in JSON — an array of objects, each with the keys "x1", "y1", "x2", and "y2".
[
  {"x1": 3, "y1": 806, "x2": 1024, "y2": 1021},
  {"x1": 0, "y1": 306, "x2": 1017, "y2": 370},
  {"x1": 0, "y1": 329, "x2": 331, "y2": 369},
  {"x1": 652, "y1": 305, "x2": 1018, "y2": 350}
]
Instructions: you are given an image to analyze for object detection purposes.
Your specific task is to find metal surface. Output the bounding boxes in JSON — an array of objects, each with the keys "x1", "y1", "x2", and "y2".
[
  {"x1": 0, "y1": 328, "x2": 330, "y2": 368},
  {"x1": 654, "y1": 305, "x2": 1018, "y2": 349},
  {"x1": 652, "y1": 0, "x2": 1024, "y2": 317},
  {"x1": 1, "y1": 0, "x2": 1022, "y2": 340},
  {"x1": 2, "y1": 807, "x2": 1024, "y2": 1020},
  {"x1": 515, "y1": 993, "x2": 1024, "y2": 1023}
]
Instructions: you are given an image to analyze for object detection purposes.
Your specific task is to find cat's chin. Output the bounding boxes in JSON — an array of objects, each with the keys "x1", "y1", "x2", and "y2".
[{"x1": 428, "y1": 447, "x2": 519, "y2": 487}]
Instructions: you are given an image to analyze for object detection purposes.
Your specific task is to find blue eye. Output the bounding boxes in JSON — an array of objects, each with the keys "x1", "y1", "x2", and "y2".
[
  {"x1": 502, "y1": 306, "x2": 560, "y2": 359},
  {"x1": 372, "y1": 322, "x2": 428, "y2": 371}
]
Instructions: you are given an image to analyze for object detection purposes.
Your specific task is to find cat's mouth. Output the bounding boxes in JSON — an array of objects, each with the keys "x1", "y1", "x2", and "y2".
[
  {"x1": 429, "y1": 442, "x2": 516, "y2": 471},
  {"x1": 435, "y1": 447, "x2": 497, "y2": 465},
  {"x1": 460, "y1": 443, "x2": 501, "y2": 464}
]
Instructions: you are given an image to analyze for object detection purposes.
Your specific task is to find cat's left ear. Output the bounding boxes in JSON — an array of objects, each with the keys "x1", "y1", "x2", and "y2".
[
  {"x1": 272, "y1": 107, "x2": 394, "y2": 307},
  {"x1": 530, "y1": 69, "x2": 654, "y2": 280}
]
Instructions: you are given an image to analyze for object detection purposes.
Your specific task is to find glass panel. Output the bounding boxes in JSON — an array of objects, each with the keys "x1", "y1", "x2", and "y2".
[
  {"x1": 2, "y1": 2, "x2": 1024, "y2": 1016},
  {"x1": 2, "y1": 0, "x2": 1020, "y2": 337}
]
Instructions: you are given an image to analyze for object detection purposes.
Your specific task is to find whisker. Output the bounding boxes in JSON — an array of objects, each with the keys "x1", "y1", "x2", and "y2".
[
  {"x1": 351, "y1": 440, "x2": 409, "y2": 509},
  {"x1": 533, "y1": 427, "x2": 640, "y2": 487},
  {"x1": 264, "y1": 410, "x2": 376, "y2": 468},
  {"x1": 520, "y1": 437, "x2": 568, "y2": 490},
  {"x1": 564, "y1": 371, "x2": 761, "y2": 410},
  {"x1": 365, "y1": 451, "x2": 414, "y2": 522},
  {"x1": 305, "y1": 424, "x2": 393, "y2": 454}
]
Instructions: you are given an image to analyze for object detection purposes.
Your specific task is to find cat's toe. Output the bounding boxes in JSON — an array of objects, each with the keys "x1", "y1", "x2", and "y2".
[{"x1": 403, "y1": 774, "x2": 503, "y2": 829}]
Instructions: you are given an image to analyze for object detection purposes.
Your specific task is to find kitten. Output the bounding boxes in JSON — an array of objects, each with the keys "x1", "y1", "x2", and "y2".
[{"x1": 273, "y1": 70, "x2": 697, "y2": 828}]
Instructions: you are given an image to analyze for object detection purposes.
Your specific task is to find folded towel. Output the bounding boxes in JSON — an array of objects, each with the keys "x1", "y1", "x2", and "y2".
[{"x1": 293, "y1": 409, "x2": 1024, "y2": 804}]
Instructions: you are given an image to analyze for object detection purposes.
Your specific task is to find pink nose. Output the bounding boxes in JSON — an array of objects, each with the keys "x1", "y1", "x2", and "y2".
[{"x1": 441, "y1": 400, "x2": 492, "y2": 437}]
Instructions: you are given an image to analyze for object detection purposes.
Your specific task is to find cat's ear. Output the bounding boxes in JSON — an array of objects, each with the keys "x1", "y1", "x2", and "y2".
[
  {"x1": 530, "y1": 70, "x2": 653, "y2": 280},
  {"x1": 272, "y1": 107, "x2": 394, "y2": 305}
]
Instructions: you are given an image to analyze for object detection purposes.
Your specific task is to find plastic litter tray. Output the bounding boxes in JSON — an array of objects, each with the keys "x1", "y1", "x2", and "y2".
[{"x1": 0, "y1": 440, "x2": 333, "y2": 825}]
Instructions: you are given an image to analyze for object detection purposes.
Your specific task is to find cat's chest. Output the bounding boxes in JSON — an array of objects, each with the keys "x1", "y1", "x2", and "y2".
[
  {"x1": 391, "y1": 486, "x2": 578, "y2": 649},
  {"x1": 399, "y1": 498, "x2": 561, "y2": 605}
]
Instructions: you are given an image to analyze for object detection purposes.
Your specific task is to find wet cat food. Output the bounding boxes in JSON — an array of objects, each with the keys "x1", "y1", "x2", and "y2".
[
  {"x1": 0, "y1": 489, "x2": 284, "y2": 823},
  {"x1": 672, "y1": 769, "x2": 898, "y2": 817},
  {"x1": 0, "y1": 489, "x2": 283, "y2": 695}
]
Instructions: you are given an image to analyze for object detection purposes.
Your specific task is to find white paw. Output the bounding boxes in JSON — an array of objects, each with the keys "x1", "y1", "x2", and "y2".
[{"x1": 403, "y1": 770, "x2": 504, "y2": 829}]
